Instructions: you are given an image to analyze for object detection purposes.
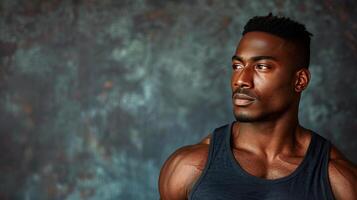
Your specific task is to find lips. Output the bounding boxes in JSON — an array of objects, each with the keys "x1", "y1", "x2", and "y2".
[{"x1": 233, "y1": 93, "x2": 256, "y2": 106}]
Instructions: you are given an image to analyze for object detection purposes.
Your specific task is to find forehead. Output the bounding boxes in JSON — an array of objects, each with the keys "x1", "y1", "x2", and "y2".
[{"x1": 235, "y1": 31, "x2": 294, "y2": 59}]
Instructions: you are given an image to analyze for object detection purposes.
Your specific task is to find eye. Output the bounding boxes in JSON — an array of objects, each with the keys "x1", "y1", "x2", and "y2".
[
  {"x1": 232, "y1": 63, "x2": 244, "y2": 70},
  {"x1": 255, "y1": 64, "x2": 270, "y2": 70}
]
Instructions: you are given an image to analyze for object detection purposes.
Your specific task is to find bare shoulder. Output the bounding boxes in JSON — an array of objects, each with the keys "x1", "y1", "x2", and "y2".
[
  {"x1": 328, "y1": 145, "x2": 357, "y2": 200},
  {"x1": 159, "y1": 134, "x2": 212, "y2": 200}
]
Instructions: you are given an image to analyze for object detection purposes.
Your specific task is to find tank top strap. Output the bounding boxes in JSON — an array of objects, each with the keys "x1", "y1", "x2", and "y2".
[
  {"x1": 188, "y1": 123, "x2": 232, "y2": 200},
  {"x1": 303, "y1": 132, "x2": 331, "y2": 171},
  {"x1": 300, "y1": 132, "x2": 335, "y2": 199},
  {"x1": 209, "y1": 123, "x2": 230, "y2": 163}
]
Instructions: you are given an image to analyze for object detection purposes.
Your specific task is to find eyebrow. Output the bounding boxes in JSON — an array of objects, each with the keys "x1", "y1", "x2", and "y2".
[{"x1": 231, "y1": 55, "x2": 278, "y2": 62}]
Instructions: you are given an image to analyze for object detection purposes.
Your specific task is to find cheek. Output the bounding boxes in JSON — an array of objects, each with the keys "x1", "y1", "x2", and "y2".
[{"x1": 255, "y1": 75, "x2": 294, "y2": 102}]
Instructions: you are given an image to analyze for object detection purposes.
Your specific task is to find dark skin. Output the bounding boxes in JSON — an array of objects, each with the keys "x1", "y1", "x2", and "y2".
[{"x1": 159, "y1": 32, "x2": 357, "y2": 200}]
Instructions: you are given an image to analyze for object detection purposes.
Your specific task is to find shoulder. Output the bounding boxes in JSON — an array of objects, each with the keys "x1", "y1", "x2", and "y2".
[
  {"x1": 158, "y1": 134, "x2": 212, "y2": 200},
  {"x1": 328, "y1": 145, "x2": 357, "y2": 200}
]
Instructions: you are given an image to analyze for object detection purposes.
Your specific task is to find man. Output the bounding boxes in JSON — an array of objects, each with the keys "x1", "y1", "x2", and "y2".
[{"x1": 159, "y1": 14, "x2": 357, "y2": 200}]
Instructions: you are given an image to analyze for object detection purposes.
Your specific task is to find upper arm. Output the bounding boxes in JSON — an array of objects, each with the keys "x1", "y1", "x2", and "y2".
[
  {"x1": 328, "y1": 146, "x2": 357, "y2": 200},
  {"x1": 158, "y1": 144, "x2": 210, "y2": 200}
]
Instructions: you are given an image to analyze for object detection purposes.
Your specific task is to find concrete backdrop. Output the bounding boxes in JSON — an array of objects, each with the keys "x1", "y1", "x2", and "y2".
[{"x1": 0, "y1": 0, "x2": 356, "y2": 199}]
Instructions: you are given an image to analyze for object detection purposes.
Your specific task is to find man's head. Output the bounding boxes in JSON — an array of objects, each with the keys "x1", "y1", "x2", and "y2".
[{"x1": 231, "y1": 14, "x2": 312, "y2": 122}]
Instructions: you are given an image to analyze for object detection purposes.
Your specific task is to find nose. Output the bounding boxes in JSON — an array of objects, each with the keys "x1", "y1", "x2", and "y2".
[{"x1": 233, "y1": 66, "x2": 253, "y2": 89}]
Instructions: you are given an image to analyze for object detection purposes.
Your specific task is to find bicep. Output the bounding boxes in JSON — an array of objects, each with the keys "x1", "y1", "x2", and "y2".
[
  {"x1": 159, "y1": 146, "x2": 205, "y2": 200},
  {"x1": 328, "y1": 149, "x2": 357, "y2": 200}
]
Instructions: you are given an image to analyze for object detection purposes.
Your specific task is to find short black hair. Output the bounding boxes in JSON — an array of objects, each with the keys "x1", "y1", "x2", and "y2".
[{"x1": 243, "y1": 13, "x2": 313, "y2": 68}]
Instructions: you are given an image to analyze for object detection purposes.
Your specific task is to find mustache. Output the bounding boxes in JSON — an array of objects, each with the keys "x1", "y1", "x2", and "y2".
[{"x1": 232, "y1": 88, "x2": 258, "y2": 99}]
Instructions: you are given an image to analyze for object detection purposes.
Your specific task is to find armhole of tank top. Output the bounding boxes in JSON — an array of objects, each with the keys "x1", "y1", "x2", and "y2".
[
  {"x1": 187, "y1": 132, "x2": 216, "y2": 200},
  {"x1": 324, "y1": 141, "x2": 336, "y2": 200}
]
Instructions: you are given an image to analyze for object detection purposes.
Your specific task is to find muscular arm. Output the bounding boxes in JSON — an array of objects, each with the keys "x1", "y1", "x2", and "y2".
[
  {"x1": 159, "y1": 135, "x2": 211, "y2": 200},
  {"x1": 329, "y1": 146, "x2": 357, "y2": 200}
]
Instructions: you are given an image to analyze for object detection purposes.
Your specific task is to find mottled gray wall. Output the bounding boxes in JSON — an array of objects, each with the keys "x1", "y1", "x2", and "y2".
[{"x1": 0, "y1": 0, "x2": 356, "y2": 199}]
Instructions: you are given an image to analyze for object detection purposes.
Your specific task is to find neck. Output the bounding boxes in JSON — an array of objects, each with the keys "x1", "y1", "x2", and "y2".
[{"x1": 232, "y1": 107, "x2": 304, "y2": 160}]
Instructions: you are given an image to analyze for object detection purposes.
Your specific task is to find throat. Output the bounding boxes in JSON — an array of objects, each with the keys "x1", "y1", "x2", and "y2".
[{"x1": 231, "y1": 121, "x2": 305, "y2": 160}]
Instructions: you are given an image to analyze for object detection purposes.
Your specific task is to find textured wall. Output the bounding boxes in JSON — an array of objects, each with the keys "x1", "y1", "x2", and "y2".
[{"x1": 0, "y1": 0, "x2": 356, "y2": 199}]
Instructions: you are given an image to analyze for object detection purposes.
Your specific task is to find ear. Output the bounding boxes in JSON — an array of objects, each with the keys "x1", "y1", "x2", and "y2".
[{"x1": 294, "y1": 68, "x2": 310, "y2": 92}]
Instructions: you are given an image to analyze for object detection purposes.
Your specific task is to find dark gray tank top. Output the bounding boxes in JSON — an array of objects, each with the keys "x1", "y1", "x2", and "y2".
[{"x1": 188, "y1": 122, "x2": 335, "y2": 200}]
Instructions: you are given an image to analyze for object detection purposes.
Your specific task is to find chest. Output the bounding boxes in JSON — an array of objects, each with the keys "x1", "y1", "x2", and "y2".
[{"x1": 231, "y1": 148, "x2": 304, "y2": 179}]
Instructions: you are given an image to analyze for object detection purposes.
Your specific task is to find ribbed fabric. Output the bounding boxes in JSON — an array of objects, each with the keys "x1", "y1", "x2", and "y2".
[{"x1": 189, "y1": 122, "x2": 335, "y2": 200}]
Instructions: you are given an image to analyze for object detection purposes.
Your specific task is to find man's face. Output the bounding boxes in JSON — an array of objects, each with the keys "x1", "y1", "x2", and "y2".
[{"x1": 231, "y1": 31, "x2": 300, "y2": 122}]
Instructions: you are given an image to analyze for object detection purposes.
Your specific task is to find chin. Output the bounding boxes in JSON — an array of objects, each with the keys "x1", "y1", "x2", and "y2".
[
  {"x1": 234, "y1": 114, "x2": 259, "y2": 122},
  {"x1": 233, "y1": 110, "x2": 270, "y2": 122}
]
